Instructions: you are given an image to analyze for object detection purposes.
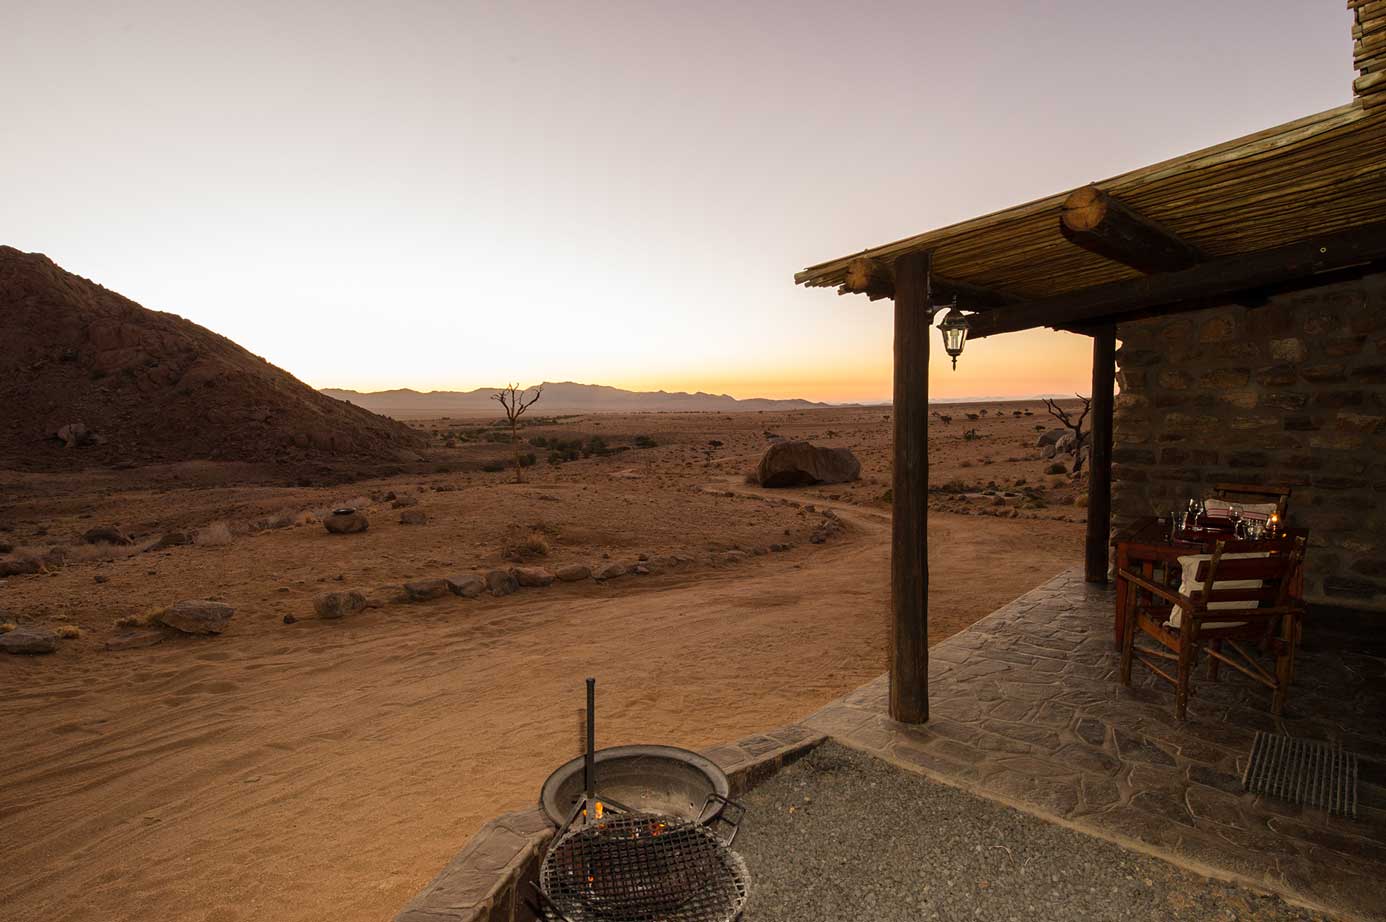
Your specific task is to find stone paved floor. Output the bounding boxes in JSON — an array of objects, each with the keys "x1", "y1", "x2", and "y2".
[{"x1": 805, "y1": 568, "x2": 1386, "y2": 922}]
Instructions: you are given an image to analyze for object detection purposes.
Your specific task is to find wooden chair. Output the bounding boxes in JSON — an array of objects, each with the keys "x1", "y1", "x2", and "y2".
[
  {"x1": 1118, "y1": 537, "x2": 1306, "y2": 720},
  {"x1": 1211, "y1": 482, "x2": 1293, "y2": 522}
]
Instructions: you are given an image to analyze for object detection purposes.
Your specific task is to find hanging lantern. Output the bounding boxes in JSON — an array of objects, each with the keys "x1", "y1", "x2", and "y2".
[{"x1": 937, "y1": 301, "x2": 970, "y2": 370}]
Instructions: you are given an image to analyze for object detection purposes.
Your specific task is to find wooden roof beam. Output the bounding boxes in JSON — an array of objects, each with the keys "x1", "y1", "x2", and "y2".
[
  {"x1": 839, "y1": 256, "x2": 1017, "y2": 310},
  {"x1": 1059, "y1": 185, "x2": 1204, "y2": 273},
  {"x1": 968, "y1": 218, "x2": 1386, "y2": 339}
]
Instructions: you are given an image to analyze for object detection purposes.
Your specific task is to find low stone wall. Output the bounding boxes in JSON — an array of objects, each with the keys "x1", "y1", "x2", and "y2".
[
  {"x1": 1112, "y1": 270, "x2": 1386, "y2": 610},
  {"x1": 394, "y1": 725, "x2": 825, "y2": 922}
]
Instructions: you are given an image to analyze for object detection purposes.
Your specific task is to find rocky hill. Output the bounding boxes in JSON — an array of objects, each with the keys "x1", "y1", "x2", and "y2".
[
  {"x1": 322, "y1": 382, "x2": 835, "y2": 418},
  {"x1": 0, "y1": 247, "x2": 424, "y2": 468}
]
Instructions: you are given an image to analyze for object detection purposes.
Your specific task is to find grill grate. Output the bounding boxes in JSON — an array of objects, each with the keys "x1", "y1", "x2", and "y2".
[
  {"x1": 539, "y1": 813, "x2": 749, "y2": 922},
  {"x1": 1243, "y1": 731, "x2": 1358, "y2": 818}
]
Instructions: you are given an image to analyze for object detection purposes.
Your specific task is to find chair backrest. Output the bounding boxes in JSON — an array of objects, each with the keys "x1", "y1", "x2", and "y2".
[
  {"x1": 1212, "y1": 481, "x2": 1293, "y2": 522},
  {"x1": 1191, "y1": 537, "x2": 1306, "y2": 610}
]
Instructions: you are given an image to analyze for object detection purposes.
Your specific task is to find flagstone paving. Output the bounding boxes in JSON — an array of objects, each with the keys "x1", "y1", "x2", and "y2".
[{"x1": 805, "y1": 568, "x2": 1386, "y2": 922}]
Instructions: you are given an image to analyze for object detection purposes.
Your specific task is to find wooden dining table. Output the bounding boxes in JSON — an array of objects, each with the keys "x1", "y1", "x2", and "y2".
[{"x1": 1110, "y1": 516, "x2": 1310, "y2": 648}]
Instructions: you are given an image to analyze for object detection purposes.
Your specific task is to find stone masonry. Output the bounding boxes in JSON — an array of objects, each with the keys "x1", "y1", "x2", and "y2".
[{"x1": 1112, "y1": 270, "x2": 1386, "y2": 610}]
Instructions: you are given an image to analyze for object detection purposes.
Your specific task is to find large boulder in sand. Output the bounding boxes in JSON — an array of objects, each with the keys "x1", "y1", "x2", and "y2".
[
  {"x1": 555, "y1": 564, "x2": 591, "y2": 582},
  {"x1": 157, "y1": 600, "x2": 235, "y2": 634},
  {"x1": 1, "y1": 627, "x2": 58, "y2": 654},
  {"x1": 324, "y1": 508, "x2": 369, "y2": 534},
  {"x1": 756, "y1": 441, "x2": 860, "y2": 488},
  {"x1": 1036, "y1": 428, "x2": 1068, "y2": 448},
  {"x1": 83, "y1": 525, "x2": 132, "y2": 545}
]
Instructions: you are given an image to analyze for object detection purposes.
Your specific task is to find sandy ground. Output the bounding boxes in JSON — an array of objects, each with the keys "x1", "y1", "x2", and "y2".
[{"x1": 0, "y1": 404, "x2": 1085, "y2": 922}]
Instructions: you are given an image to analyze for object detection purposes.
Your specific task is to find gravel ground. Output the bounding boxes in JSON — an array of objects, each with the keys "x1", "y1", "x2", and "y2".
[{"x1": 734, "y1": 742, "x2": 1330, "y2": 922}]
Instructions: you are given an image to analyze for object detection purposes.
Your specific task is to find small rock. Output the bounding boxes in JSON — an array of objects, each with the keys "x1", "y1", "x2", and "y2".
[
  {"x1": 632, "y1": 564, "x2": 651, "y2": 575},
  {"x1": 399, "y1": 509, "x2": 428, "y2": 525},
  {"x1": 555, "y1": 564, "x2": 591, "y2": 582},
  {"x1": 1044, "y1": 461, "x2": 1069, "y2": 475},
  {"x1": 0, "y1": 627, "x2": 58, "y2": 654},
  {"x1": 83, "y1": 526, "x2": 132, "y2": 546},
  {"x1": 404, "y1": 578, "x2": 450, "y2": 602},
  {"x1": 722, "y1": 550, "x2": 749, "y2": 563},
  {"x1": 105, "y1": 629, "x2": 166, "y2": 651},
  {"x1": 157, "y1": 600, "x2": 235, "y2": 635},
  {"x1": 391, "y1": 496, "x2": 419, "y2": 509},
  {"x1": 446, "y1": 574, "x2": 485, "y2": 597},
  {"x1": 314, "y1": 590, "x2": 368, "y2": 619},
  {"x1": 324, "y1": 509, "x2": 369, "y2": 534},
  {"x1": 486, "y1": 569, "x2": 519, "y2": 596},
  {"x1": 513, "y1": 566, "x2": 555, "y2": 587},
  {"x1": 592, "y1": 563, "x2": 627, "y2": 581},
  {"x1": 94, "y1": 574, "x2": 109, "y2": 584},
  {"x1": 282, "y1": 614, "x2": 298, "y2": 625},
  {"x1": 150, "y1": 532, "x2": 191, "y2": 550}
]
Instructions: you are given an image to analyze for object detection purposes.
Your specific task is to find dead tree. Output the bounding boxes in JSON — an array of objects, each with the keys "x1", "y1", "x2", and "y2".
[
  {"x1": 1043, "y1": 394, "x2": 1092, "y2": 472},
  {"x1": 492, "y1": 383, "x2": 544, "y2": 483}
]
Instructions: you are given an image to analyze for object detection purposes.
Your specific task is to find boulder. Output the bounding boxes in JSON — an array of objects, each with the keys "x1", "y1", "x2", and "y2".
[
  {"x1": 404, "y1": 579, "x2": 450, "y2": 602},
  {"x1": 1036, "y1": 428, "x2": 1068, "y2": 448},
  {"x1": 513, "y1": 566, "x2": 555, "y2": 588},
  {"x1": 0, "y1": 558, "x2": 41, "y2": 577},
  {"x1": 399, "y1": 509, "x2": 428, "y2": 525},
  {"x1": 0, "y1": 627, "x2": 59, "y2": 654},
  {"x1": 157, "y1": 600, "x2": 234, "y2": 634},
  {"x1": 592, "y1": 563, "x2": 627, "y2": 582},
  {"x1": 446, "y1": 574, "x2": 486, "y2": 598},
  {"x1": 1044, "y1": 461, "x2": 1069, "y2": 475},
  {"x1": 54, "y1": 422, "x2": 96, "y2": 449},
  {"x1": 1041, "y1": 443, "x2": 1057, "y2": 460},
  {"x1": 314, "y1": 590, "x2": 368, "y2": 619},
  {"x1": 555, "y1": 564, "x2": 591, "y2": 582},
  {"x1": 486, "y1": 569, "x2": 519, "y2": 596},
  {"x1": 324, "y1": 509, "x2": 369, "y2": 534},
  {"x1": 83, "y1": 525, "x2": 132, "y2": 546},
  {"x1": 755, "y1": 441, "x2": 861, "y2": 488}
]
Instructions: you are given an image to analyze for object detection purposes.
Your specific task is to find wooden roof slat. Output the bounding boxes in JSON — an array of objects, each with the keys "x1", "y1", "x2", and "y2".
[{"x1": 795, "y1": 103, "x2": 1386, "y2": 303}]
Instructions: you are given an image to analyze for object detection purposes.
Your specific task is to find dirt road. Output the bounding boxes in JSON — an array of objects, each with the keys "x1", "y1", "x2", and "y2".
[{"x1": 0, "y1": 488, "x2": 1080, "y2": 922}]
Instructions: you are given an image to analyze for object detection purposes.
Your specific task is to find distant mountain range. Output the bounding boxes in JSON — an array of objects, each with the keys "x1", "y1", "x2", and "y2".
[{"x1": 320, "y1": 382, "x2": 835, "y2": 418}]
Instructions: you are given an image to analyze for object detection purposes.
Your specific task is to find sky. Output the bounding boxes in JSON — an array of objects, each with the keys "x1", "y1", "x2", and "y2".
[{"x1": 4, "y1": 1, "x2": 1355, "y2": 403}]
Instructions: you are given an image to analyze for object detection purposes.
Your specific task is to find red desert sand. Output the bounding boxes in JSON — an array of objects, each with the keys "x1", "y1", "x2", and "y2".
[{"x1": 0, "y1": 405, "x2": 1086, "y2": 922}]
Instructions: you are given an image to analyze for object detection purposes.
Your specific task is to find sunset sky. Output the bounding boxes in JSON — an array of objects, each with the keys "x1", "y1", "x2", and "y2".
[{"x1": 5, "y1": 1, "x2": 1355, "y2": 403}]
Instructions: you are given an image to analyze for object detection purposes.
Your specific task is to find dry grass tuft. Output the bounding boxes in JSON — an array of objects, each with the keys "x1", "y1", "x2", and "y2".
[
  {"x1": 194, "y1": 522, "x2": 234, "y2": 546},
  {"x1": 56, "y1": 624, "x2": 81, "y2": 639},
  {"x1": 114, "y1": 610, "x2": 159, "y2": 629},
  {"x1": 504, "y1": 529, "x2": 550, "y2": 561},
  {"x1": 0, "y1": 622, "x2": 16, "y2": 633}
]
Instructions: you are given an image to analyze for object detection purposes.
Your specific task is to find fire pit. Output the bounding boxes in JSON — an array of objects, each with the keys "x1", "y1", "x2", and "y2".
[
  {"x1": 534, "y1": 679, "x2": 750, "y2": 922},
  {"x1": 540, "y1": 745, "x2": 732, "y2": 826}
]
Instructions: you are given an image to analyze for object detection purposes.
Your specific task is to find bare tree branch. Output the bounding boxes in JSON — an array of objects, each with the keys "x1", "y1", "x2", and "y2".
[
  {"x1": 490, "y1": 383, "x2": 544, "y2": 483},
  {"x1": 1042, "y1": 395, "x2": 1092, "y2": 473}
]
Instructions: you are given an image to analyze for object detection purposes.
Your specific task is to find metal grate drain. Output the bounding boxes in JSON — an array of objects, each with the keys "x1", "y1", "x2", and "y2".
[{"x1": 1243, "y1": 732, "x2": 1358, "y2": 818}]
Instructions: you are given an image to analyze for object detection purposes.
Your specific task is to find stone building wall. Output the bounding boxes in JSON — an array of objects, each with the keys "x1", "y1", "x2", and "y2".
[{"x1": 1112, "y1": 271, "x2": 1386, "y2": 611}]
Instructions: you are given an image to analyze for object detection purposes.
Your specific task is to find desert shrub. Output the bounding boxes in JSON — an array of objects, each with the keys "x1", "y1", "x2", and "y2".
[
  {"x1": 504, "y1": 529, "x2": 550, "y2": 560},
  {"x1": 194, "y1": 522, "x2": 234, "y2": 546},
  {"x1": 633, "y1": 434, "x2": 657, "y2": 449},
  {"x1": 937, "y1": 415, "x2": 952, "y2": 424},
  {"x1": 56, "y1": 624, "x2": 81, "y2": 639},
  {"x1": 963, "y1": 428, "x2": 980, "y2": 441},
  {"x1": 519, "y1": 452, "x2": 537, "y2": 468},
  {"x1": 529, "y1": 435, "x2": 549, "y2": 448},
  {"x1": 113, "y1": 611, "x2": 156, "y2": 628},
  {"x1": 482, "y1": 460, "x2": 507, "y2": 473},
  {"x1": 708, "y1": 439, "x2": 724, "y2": 448},
  {"x1": 1034, "y1": 423, "x2": 1046, "y2": 431},
  {"x1": 583, "y1": 435, "x2": 609, "y2": 457}
]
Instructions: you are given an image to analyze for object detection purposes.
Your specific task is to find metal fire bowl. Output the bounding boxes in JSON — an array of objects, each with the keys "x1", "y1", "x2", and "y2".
[{"x1": 539, "y1": 745, "x2": 731, "y2": 827}]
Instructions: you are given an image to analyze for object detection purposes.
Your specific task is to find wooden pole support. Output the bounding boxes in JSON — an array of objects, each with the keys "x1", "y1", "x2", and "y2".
[
  {"x1": 1060, "y1": 185, "x2": 1203, "y2": 274},
  {"x1": 1085, "y1": 326, "x2": 1116, "y2": 583},
  {"x1": 890, "y1": 250, "x2": 931, "y2": 724}
]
